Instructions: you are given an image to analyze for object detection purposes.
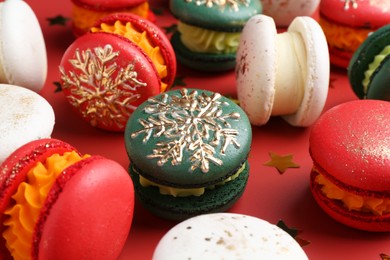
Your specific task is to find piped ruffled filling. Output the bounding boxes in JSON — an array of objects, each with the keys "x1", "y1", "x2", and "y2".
[
  {"x1": 91, "y1": 20, "x2": 168, "y2": 92},
  {"x1": 315, "y1": 172, "x2": 390, "y2": 216},
  {"x1": 319, "y1": 17, "x2": 371, "y2": 53},
  {"x1": 362, "y1": 45, "x2": 390, "y2": 95},
  {"x1": 178, "y1": 22, "x2": 240, "y2": 54},
  {"x1": 2, "y1": 151, "x2": 89, "y2": 260},
  {"x1": 137, "y1": 163, "x2": 246, "y2": 197},
  {"x1": 72, "y1": 2, "x2": 149, "y2": 35}
]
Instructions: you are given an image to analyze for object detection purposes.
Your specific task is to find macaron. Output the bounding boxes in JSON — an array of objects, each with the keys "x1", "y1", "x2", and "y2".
[
  {"x1": 70, "y1": 0, "x2": 153, "y2": 36},
  {"x1": 169, "y1": 0, "x2": 262, "y2": 72},
  {"x1": 124, "y1": 88, "x2": 252, "y2": 221},
  {"x1": 309, "y1": 100, "x2": 390, "y2": 232},
  {"x1": 153, "y1": 213, "x2": 308, "y2": 259},
  {"x1": 348, "y1": 23, "x2": 390, "y2": 101},
  {"x1": 236, "y1": 14, "x2": 329, "y2": 127},
  {"x1": 0, "y1": 84, "x2": 54, "y2": 164},
  {"x1": 90, "y1": 13, "x2": 177, "y2": 93},
  {"x1": 319, "y1": 0, "x2": 390, "y2": 68},
  {"x1": 260, "y1": 0, "x2": 320, "y2": 27},
  {"x1": 0, "y1": 138, "x2": 134, "y2": 259},
  {"x1": 0, "y1": 0, "x2": 47, "y2": 92},
  {"x1": 59, "y1": 31, "x2": 163, "y2": 132}
]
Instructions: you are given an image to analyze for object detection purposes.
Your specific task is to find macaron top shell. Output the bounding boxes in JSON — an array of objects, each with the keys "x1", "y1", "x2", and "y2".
[
  {"x1": 309, "y1": 100, "x2": 390, "y2": 194},
  {"x1": 169, "y1": 0, "x2": 262, "y2": 32},
  {"x1": 60, "y1": 32, "x2": 161, "y2": 131},
  {"x1": 153, "y1": 213, "x2": 308, "y2": 260},
  {"x1": 72, "y1": 0, "x2": 146, "y2": 10},
  {"x1": 320, "y1": 0, "x2": 390, "y2": 28},
  {"x1": 125, "y1": 88, "x2": 252, "y2": 188},
  {"x1": 0, "y1": 0, "x2": 47, "y2": 92},
  {"x1": 0, "y1": 84, "x2": 55, "y2": 164}
]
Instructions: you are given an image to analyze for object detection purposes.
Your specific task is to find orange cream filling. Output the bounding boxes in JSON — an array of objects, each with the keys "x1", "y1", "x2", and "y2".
[
  {"x1": 91, "y1": 20, "x2": 168, "y2": 92},
  {"x1": 72, "y1": 2, "x2": 149, "y2": 35},
  {"x1": 315, "y1": 173, "x2": 390, "y2": 216},
  {"x1": 2, "y1": 151, "x2": 89, "y2": 260},
  {"x1": 319, "y1": 17, "x2": 372, "y2": 53}
]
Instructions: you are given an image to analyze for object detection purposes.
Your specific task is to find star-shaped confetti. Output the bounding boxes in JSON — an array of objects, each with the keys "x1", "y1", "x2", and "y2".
[
  {"x1": 53, "y1": 81, "x2": 62, "y2": 93},
  {"x1": 172, "y1": 76, "x2": 187, "y2": 88},
  {"x1": 163, "y1": 24, "x2": 178, "y2": 35},
  {"x1": 277, "y1": 220, "x2": 310, "y2": 247},
  {"x1": 263, "y1": 152, "x2": 300, "y2": 174},
  {"x1": 381, "y1": 253, "x2": 390, "y2": 260},
  {"x1": 47, "y1": 15, "x2": 70, "y2": 26}
]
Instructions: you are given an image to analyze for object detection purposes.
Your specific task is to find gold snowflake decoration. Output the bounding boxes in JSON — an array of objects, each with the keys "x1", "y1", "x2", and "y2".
[
  {"x1": 59, "y1": 44, "x2": 147, "y2": 129},
  {"x1": 343, "y1": 0, "x2": 358, "y2": 10},
  {"x1": 342, "y1": 0, "x2": 388, "y2": 12},
  {"x1": 185, "y1": 0, "x2": 249, "y2": 11},
  {"x1": 131, "y1": 89, "x2": 241, "y2": 173}
]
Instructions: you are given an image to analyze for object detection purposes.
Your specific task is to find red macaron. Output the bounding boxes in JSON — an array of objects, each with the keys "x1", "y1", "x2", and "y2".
[
  {"x1": 319, "y1": 0, "x2": 390, "y2": 68},
  {"x1": 309, "y1": 100, "x2": 390, "y2": 231},
  {"x1": 0, "y1": 138, "x2": 134, "y2": 259}
]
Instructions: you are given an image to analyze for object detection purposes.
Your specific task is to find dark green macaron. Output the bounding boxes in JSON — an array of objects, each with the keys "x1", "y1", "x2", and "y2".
[
  {"x1": 348, "y1": 24, "x2": 390, "y2": 101},
  {"x1": 169, "y1": 0, "x2": 262, "y2": 71},
  {"x1": 124, "y1": 88, "x2": 252, "y2": 220}
]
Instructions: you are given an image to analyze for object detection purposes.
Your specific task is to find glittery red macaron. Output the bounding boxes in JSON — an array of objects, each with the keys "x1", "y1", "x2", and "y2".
[
  {"x1": 70, "y1": 0, "x2": 154, "y2": 36},
  {"x1": 0, "y1": 138, "x2": 134, "y2": 259},
  {"x1": 91, "y1": 13, "x2": 177, "y2": 92},
  {"x1": 309, "y1": 100, "x2": 390, "y2": 232},
  {"x1": 319, "y1": 0, "x2": 390, "y2": 68},
  {"x1": 59, "y1": 32, "x2": 162, "y2": 131}
]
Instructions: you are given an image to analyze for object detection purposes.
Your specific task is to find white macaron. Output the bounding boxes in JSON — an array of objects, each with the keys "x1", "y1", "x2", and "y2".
[
  {"x1": 0, "y1": 84, "x2": 55, "y2": 163},
  {"x1": 0, "y1": 0, "x2": 47, "y2": 93},
  {"x1": 152, "y1": 213, "x2": 308, "y2": 259},
  {"x1": 236, "y1": 14, "x2": 329, "y2": 127}
]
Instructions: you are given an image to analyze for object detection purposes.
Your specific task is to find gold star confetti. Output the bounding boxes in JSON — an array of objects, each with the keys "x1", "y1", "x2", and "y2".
[
  {"x1": 381, "y1": 253, "x2": 390, "y2": 260},
  {"x1": 263, "y1": 152, "x2": 300, "y2": 174}
]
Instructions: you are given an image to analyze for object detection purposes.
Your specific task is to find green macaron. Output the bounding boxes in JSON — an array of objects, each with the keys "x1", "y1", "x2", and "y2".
[
  {"x1": 124, "y1": 88, "x2": 252, "y2": 221},
  {"x1": 169, "y1": 0, "x2": 262, "y2": 72},
  {"x1": 348, "y1": 24, "x2": 390, "y2": 101}
]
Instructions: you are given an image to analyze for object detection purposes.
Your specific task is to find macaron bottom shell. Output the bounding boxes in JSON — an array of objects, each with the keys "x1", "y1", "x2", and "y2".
[
  {"x1": 310, "y1": 171, "x2": 390, "y2": 232},
  {"x1": 171, "y1": 32, "x2": 236, "y2": 72},
  {"x1": 129, "y1": 161, "x2": 249, "y2": 221}
]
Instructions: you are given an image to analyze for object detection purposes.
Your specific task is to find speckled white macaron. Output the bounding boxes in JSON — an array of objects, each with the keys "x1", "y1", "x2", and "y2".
[
  {"x1": 152, "y1": 213, "x2": 308, "y2": 259},
  {"x1": 0, "y1": 0, "x2": 47, "y2": 92},
  {"x1": 236, "y1": 14, "x2": 329, "y2": 127},
  {"x1": 0, "y1": 84, "x2": 55, "y2": 163}
]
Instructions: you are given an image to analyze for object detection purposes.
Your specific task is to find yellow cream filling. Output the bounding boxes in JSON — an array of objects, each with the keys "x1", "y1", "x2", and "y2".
[
  {"x1": 91, "y1": 20, "x2": 168, "y2": 92},
  {"x1": 315, "y1": 173, "x2": 390, "y2": 216},
  {"x1": 178, "y1": 22, "x2": 241, "y2": 54},
  {"x1": 319, "y1": 17, "x2": 371, "y2": 53},
  {"x1": 362, "y1": 45, "x2": 390, "y2": 95},
  {"x1": 139, "y1": 163, "x2": 246, "y2": 197},
  {"x1": 2, "y1": 151, "x2": 89, "y2": 260},
  {"x1": 72, "y1": 2, "x2": 149, "y2": 35}
]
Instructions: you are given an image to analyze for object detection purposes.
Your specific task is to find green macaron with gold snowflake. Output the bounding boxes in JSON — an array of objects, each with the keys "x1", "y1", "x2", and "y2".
[
  {"x1": 124, "y1": 88, "x2": 252, "y2": 220},
  {"x1": 348, "y1": 24, "x2": 390, "y2": 101},
  {"x1": 169, "y1": 0, "x2": 262, "y2": 72}
]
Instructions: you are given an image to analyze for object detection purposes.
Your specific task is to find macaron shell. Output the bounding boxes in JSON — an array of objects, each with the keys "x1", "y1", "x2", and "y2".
[
  {"x1": 320, "y1": 0, "x2": 390, "y2": 28},
  {"x1": 169, "y1": 0, "x2": 262, "y2": 32},
  {"x1": 0, "y1": 139, "x2": 76, "y2": 259},
  {"x1": 310, "y1": 171, "x2": 390, "y2": 232},
  {"x1": 93, "y1": 13, "x2": 177, "y2": 88},
  {"x1": 0, "y1": 84, "x2": 55, "y2": 164},
  {"x1": 35, "y1": 156, "x2": 134, "y2": 259},
  {"x1": 309, "y1": 100, "x2": 390, "y2": 193},
  {"x1": 60, "y1": 32, "x2": 161, "y2": 131},
  {"x1": 236, "y1": 14, "x2": 277, "y2": 126},
  {"x1": 366, "y1": 55, "x2": 390, "y2": 100},
  {"x1": 153, "y1": 213, "x2": 308, "y2": 259},
  {"x1": 348, "y1": 24, "x2": 390, "y2": 99},
  {"x1": 0, "y1": 0, "x2": 47, "y2": 92},
  {"x1": 282, "y1": 16, "x2": 329, "y2": 127},
  {"x1": 125, "y1": 88, "x2": 252, "y2": 187},
  {"x1": 72, "y1": 0, "x2": 146, "y2": 10}
]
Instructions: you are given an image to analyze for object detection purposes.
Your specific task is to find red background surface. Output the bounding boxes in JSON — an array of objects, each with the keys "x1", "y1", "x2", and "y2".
[{"x1": 25, "y1": 0, "x2": 390, "y2": 259}]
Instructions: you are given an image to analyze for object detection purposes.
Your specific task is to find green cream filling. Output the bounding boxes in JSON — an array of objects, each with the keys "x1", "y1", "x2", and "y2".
[
  {"x1": 362, "y1": 45, "x2": 390, "y2": 95},
  {"x1": 138, "y1": 163, "x2": 246, "y2": 197},
  {"x1": 178, "y1": 22, "x2": 240, "y2": 54}
]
